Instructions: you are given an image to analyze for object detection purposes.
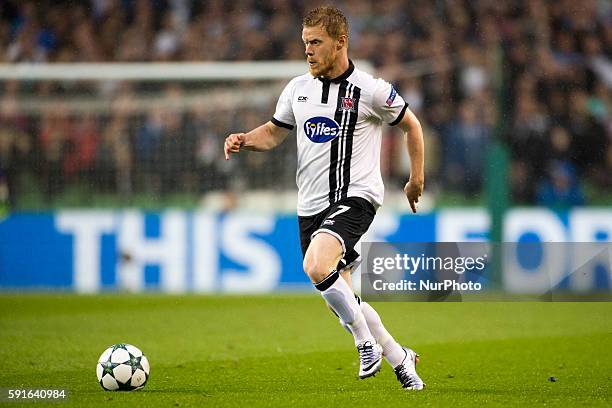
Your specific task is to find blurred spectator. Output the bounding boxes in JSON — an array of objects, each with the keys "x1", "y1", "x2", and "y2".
[
  {"x1": 0, "y1": 82, "x2": 32, "y2": 208},
  {"x1": 154, "y1": 11, "x2": 181, "y2": 61},
  {"x1": 591, "y1": 145, "x2": 612, "y2": 190},
  {"x1": 96, "y1": 115, "x2": 132, "y2": 197},
  {"x1": 443, "y1": 100, "x2": 491, "y2": 196},
  {"x1": 566, "y1": 89, "x2": 608, "y2": 177},
  {"x1": 536, "y1": 160, "x2": 585, "y2": 208},
  {"x1": 63, "y1": 114, "x2": 99, "y2": 184},
  {"x1": 38, "y1": 105, "x2": 70, "y2": 202},
  {"x1": 0, "y1": 164, "x2": 7, "y2": 213},
  {"x1": 135, "y1": 107, "x2": 164, "y2": 193},
  {"x1": 152, "y1": 108, "x2": 197, "y2": 196},
  {"x1": 507, "y1": 91, "x2": 550, "y2": 202},
  {"x1": 190, "y1": 104, "x2": 228, "y2": 193}
]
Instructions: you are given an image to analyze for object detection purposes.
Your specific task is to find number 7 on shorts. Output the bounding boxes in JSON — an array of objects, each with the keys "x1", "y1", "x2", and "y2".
[{"x1": 327, "y1": 205, "x2": 351, "y2": 219}]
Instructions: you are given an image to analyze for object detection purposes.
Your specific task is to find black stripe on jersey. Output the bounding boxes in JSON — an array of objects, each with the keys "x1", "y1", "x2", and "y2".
[
  {"x1": 329, "y1": 81, "x2": 348, "y2": 203},
  {"x1": 336, "y1": 83, "x2": 352, "y2": 202},
  {"x1": 329, "y1": 80, "x2": 361, "y2": 203},
  {"x1": 389, "y1": 102, "x2": 408, "y2": 126},
  {"x1": 271, "y1": 117, "x2": 294, "y2": 130},
  {"x1": 321, "y1": 80, "x2": 330, "y2": 104},
  {"x1": 340, "y1": 86, "x2": 360, "y2": 199}
]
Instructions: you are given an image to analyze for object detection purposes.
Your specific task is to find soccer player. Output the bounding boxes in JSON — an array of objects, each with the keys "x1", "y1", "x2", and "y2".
[{"x1": 224, "y1": 6, "x2": 425, "y2": 390}]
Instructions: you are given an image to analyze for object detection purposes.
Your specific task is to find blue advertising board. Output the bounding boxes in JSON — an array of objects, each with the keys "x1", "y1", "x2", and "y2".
[{"x1": 0, "y1": 209, "x2": 610, "y2": 292}]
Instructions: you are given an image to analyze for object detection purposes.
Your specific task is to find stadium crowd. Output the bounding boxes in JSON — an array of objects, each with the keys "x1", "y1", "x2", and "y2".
[{"x1": 0, "y1": 0, "x2": 610, "y2": 208}]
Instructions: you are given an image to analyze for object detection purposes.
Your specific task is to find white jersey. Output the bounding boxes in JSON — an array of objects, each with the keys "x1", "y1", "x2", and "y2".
[{"x1": 272, "y1": 60, "x2": 408, "y2": 216}]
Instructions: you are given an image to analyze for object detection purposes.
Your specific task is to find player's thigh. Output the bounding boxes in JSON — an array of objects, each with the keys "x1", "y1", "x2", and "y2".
[
  {"x1": 298, "y1": 213, "x2": 320, "y2": 258},
  {"x1": 303, "y1": 232, "x2": 344, "y2": 282}
]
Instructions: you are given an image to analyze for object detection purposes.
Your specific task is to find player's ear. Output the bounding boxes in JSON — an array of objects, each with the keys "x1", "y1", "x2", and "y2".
[{"x1": 337, "y1": 35, "x2": 347, "y2": 50}]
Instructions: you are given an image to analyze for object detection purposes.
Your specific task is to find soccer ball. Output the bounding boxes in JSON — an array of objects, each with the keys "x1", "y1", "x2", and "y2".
[{"x1": 96, "y1": 343, "x2": 150, "y2": 391}]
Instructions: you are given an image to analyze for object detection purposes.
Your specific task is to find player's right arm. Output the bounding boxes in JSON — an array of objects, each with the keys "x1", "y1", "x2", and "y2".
[{"x1": 224, "y1": 121, "x2": 289, "y2": 160}]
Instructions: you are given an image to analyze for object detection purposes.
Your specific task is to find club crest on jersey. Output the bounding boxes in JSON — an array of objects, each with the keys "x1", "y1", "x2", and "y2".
[
  {"x1": 303, "y1": 116, "x2": 340, "y2": 143},
  {"x1": 339, "y1": 97, "x2": 355, "y2": 112}
]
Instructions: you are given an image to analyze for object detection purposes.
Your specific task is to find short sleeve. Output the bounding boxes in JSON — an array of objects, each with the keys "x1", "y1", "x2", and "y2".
[
  {"x1": 371, "y1": 79, "x2": 408, "y2": 126},
  {"x1": 272, "y1": 81, "x2": 296, "y2": 130}
]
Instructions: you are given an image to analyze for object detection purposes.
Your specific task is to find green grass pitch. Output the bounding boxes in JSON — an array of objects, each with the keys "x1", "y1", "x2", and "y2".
[{"x1": 1, "y1": 294, "x2": 611, "y2": 407}]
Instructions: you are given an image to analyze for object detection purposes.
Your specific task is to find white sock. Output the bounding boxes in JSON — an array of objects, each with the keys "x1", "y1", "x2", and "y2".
[
  {"x1": 360, "y1": 301, "x2": 406, "y2": 368},
  {"x1": 320, "y1": 277, "x2": 374, "y2": 345},
  {"x1": 339, "y1": 318, "x2": 352, "y2": 335}
]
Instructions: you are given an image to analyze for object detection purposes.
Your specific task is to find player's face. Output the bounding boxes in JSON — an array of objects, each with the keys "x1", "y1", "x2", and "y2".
[{"x1": 302, "y1": 25, "x2": 340, "y2": 78}]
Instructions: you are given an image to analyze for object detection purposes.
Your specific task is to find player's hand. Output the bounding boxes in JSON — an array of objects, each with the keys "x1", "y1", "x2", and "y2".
[
  {"x1": 404, "y1": 178, "x2": 424, "y2": 213},
  {"x1": 224, "y1": 133, "x2": 245, "y2": 160}
]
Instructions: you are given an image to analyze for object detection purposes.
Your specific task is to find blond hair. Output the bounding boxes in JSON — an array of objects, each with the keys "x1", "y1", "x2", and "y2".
[{"x1": 303, "y1": 6, "x2": 349, "y2": 40}]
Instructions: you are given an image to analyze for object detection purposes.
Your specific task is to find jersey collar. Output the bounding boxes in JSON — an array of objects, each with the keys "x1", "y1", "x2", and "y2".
[{"x1": 317, "y1": 59, "x2": 354, "y2": 84}]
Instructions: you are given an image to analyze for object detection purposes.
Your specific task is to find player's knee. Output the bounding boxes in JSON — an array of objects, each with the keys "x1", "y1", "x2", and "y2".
[
  {"x1": 303, "y1": 256, "x2": 332, "y2": 283},
  {"x1": 302, "y1": 256, "x2": 315, "y2": 279},
  {"x1": 303, "y1": 257, "x2": 323, "y2": 282}
]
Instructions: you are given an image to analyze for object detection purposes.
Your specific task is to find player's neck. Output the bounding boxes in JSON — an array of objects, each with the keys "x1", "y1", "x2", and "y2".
[{"x1": 321, "y1": 57, "x2": 352, "y2": 82}]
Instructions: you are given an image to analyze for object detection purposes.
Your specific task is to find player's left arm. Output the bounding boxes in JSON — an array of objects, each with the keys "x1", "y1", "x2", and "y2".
[{"x1": 396, "y1": 107, "x2": 425, "y2": 213}]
